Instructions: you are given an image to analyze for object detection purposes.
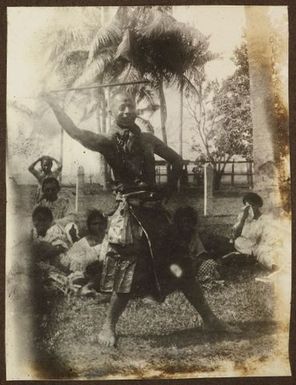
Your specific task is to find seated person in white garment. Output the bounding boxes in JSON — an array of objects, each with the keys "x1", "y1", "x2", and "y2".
[
  {"x1": 66, "y1": 209, "x2": 108, "y2": 294},
  {"x1": 36, "y1": 176, "x2": 78, "y2": 237},
  {"x1": 232, "y1": 192, "x2": 284, "y2": 272},
  {"x1": 67, "y1": 209, "x2": 107, "y2": 273},
  {"x1": 31, "y1": 206, "x2": 74, "y2": 272}
]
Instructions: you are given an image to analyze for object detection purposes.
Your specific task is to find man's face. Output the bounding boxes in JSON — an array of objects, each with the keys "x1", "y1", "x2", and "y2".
[
  {"x1": 33, "y1": 216, "x2": 52, "y2": 237},
  {"x1": 42, "y1": 182, "x2": 58, "y2": 202},
  {"x1": 111, "y1": 94, "x2": 137, "y2": 127},
  {"x1": 41, "y1": 159, "x2": 52, "y2": 174}
]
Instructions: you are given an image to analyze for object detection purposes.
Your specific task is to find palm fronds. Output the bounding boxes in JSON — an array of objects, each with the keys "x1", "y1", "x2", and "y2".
[
  {"x1": 138, "y1": 8, "x2": 176, "y2": 37},
  {"x1": 87, "y1": 21, "x2": 122, "y2": 65}
]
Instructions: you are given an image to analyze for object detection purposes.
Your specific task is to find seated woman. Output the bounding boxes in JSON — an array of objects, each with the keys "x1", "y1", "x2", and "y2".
[
  {"x1": 231, "y1": 192, "x2": 278, "y2": 271},
  {"x1": 36, "y1": 176, "x2": 78, "y2": 240},
  {"x1": 159, "y1": 206, "x2": 220, "y2": 290},
  {"x1": 31, "y1": 206, "x2": 72, "y2": 272},
  {"x1": 66, "y1": 209, "x2": 108, "y2": 295}
]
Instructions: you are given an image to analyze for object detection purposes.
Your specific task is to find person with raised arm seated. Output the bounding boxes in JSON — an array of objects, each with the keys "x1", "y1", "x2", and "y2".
[
  {"x1": 231, "y1": 192, "x2": 280, "y2": 272},
  {"x1": 29, "y1": 155, "x2": 62, "y2": 202}
]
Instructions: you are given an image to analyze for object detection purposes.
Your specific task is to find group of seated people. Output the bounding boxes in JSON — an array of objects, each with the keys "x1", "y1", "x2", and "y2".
[{"x1": 30, "y1": 167, "x2": 288, "y2": 299}]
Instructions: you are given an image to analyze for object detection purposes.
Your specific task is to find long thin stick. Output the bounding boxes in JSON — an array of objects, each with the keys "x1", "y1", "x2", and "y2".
[
  {"x1": 13, "y1": 80, "x2": 151, "y2": 99},
  {"x1": 49, "y1": 80, "x2": 151, "y2": 93}
]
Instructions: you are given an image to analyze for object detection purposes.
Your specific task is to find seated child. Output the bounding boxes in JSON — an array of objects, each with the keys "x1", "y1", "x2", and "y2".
[
  {"x1": 37, "y1": 177, "x2": 77, "y2": 228},
  {"x1": 66, "y1": 209, "x2": 108, "y2": 295},
  {"x1": 31, "y1": 206, "x2": 73, "y2": 272}
]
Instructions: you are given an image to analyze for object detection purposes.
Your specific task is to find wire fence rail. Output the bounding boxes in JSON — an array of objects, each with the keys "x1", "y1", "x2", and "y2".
[{"x1": 9, "y1": 160, "x2": 253, "y2": 191}]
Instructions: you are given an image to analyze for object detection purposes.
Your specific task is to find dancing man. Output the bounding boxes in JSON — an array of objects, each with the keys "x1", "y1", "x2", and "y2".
[{"x1": 44, "y1": 91, "x2": 238, "y2": 347}]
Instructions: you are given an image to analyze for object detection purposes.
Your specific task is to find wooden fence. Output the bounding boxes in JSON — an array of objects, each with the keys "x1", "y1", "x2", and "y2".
[{"x1": 155, "y1": 160, "x2": 254, "y2": 189}]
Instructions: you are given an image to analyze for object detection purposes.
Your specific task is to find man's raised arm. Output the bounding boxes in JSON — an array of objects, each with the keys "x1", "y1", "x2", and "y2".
[
  {"x1": 28, "y1": 157, "x2": 43, "y2": 181},
  {"x1": 44, "y1": 95, "x2": 113, "y2": 155},
  {"x1": 144, "y1": 133, "x2": 183, "y2": 190}
]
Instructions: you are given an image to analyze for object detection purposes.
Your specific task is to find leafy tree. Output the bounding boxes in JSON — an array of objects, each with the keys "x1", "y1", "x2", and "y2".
[
  {"x1": 31, "y1": 6, "x2": 213, "y2": 187},
  {"x1": 187, "y1": 42, "x2": 253, "y2": 190},
  {"x1": 76, "y1": 6, "x2": 213, "y2": 144}
]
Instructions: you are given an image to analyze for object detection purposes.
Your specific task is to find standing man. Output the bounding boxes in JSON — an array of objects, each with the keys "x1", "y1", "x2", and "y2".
[
  {"x1": 44, "y1": 92, "x2": 238, "y2": 347},
  {"x1": 29, "y1": 155, "x2": 62, "y2": 202}
]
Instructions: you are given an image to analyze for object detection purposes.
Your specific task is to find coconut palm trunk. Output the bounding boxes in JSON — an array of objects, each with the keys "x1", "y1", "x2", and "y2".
[
  {"x1": 95, "y1": 88, "x2": 108, "y2": 190},
  {"x1": 158, "y1": 78, "x2": 168, "y2": 145},
  {"x1": 179, "y1": 80, "x2": 184, "y2": 157},
  {"x1": 59, "y1": 127, "x2": 64, "y2": 183},
  {"x1": 245, "y1": 5, "x2": 281, "y2": 209}
]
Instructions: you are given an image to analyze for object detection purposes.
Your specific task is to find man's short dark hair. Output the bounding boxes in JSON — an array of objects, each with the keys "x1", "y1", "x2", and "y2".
[
  {"x1": 173, "y1": 206, "x2": 198, "y2": 226},
  {"x1": 110, "y1": 91, "x2": 135, "y2": 110},
  {"x1": 32, "y1": 206, "x2": 53, "y2": 221},
  {"x1": 41, "y1": 176, "x2": 60, "y2": 192},
  {"x1": 86, "y1": 209, "x2": 107, "y2": 231},
  {"x1": 243, "y1": 192, "x2": 263, "y2": 207}
]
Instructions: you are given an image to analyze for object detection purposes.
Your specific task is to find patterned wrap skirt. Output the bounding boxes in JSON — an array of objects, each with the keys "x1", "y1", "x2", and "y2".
[{"x1": 100, "y1": 197, "x2": 170, "y2": 299}]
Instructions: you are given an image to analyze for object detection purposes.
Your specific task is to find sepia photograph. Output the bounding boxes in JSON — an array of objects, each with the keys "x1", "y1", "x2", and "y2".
[{"x1": 6, "y1": 5, "x2": 291, "y2": 380}]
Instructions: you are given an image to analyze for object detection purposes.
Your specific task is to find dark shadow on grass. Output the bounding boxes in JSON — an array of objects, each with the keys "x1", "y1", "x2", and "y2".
[
  {"x1": 118, "y1": 319, "x2": 279, "y2": 349},
  {"x1": 31, "y1": 349, "x2": 78, "y2": 379}
]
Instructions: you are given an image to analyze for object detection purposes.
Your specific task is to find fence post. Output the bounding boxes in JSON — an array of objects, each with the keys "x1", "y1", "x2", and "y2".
[
  {"x1": 231, "y1": 159, "x2": 235, "y2": 186},
  {"x1": 250, "y1": 161, "x2": 254, "y2": 189},
  {"x1": 204, "y1": 164, "x2": 214, "y2": 216},
  {"x1": 75, "y1": 166, "x2": 85, "y2": 213}
]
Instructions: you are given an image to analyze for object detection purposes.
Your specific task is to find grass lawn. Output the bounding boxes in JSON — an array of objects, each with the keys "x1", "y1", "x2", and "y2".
[
  {"x1": 31, "y1": 265, "x2": 290, "y2": 379},
  {"x1": 8, "y1": 188, "x2": 291, "y2": 379}
]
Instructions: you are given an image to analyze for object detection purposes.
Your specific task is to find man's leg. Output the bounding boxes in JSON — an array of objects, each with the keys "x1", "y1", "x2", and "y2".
[
  {"x1": 98, "y1": 292, "x2": 130, "y2": 347},
  {"x1": 180, "y1": 278, "x2": 241, "y2": 333}
]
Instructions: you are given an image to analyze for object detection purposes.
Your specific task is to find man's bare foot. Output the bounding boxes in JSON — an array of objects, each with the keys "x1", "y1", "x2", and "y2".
[{"x1": 98, "y1": 325, "x2": 116, "y2": 347}]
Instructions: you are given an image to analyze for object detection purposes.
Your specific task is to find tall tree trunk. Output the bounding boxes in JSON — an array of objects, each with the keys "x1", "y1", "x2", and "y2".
[
  {"x1": 158, "y1": 78, "x2": 168, "y2": 144},
  {"x1": 105, "y1": 87, "x2": 112, "y2": 185},
  {"x1": 59, "y1": 127, "x2": 63, "y2": 184},
  {"x1": 213, "y1": 169, "x2": 222, "y2": 191},
  {"x1": 245, "y1": 6, "x2": 281, "y2": 210},
  {"x1": 179, "y1": 81, "x2": 184, "y2": 157},
  {"x1": 95, "y1": 88, "x2": 107, "y2": 190}
]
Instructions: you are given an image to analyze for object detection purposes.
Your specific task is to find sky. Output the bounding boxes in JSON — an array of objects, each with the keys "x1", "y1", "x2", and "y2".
[
  {"x1": 7, "y1": 6, "x2": 287, "y2": 98},
  {"x1": 7, "y1": 6, "x2": 288, "y2": 182},
  {"x1": 7, "y1": 6, "x2": 247, "y2": 99}
]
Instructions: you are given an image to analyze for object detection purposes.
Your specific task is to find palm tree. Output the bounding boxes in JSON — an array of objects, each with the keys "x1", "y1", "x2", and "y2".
[
  {"x1": 37, "y1": 8, "x2": 107, "y2": 184},
  {"x1": 76, "y1": 6, "x2": 213, "y2": 146},
  {"x1": 41, "y1": 6, "x2": 213, "y2": 187},
  {"x1": 244, "y1": 6, "x2": 283, "y2": 208},
  {"x1": 41, "y1": 8, "x2": 104, "y2": 89}
]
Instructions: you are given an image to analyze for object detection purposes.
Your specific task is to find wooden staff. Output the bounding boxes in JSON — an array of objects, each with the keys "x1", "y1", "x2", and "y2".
[
  {"x1": 49, "y1": 80, "x2": 151, "y2": 94},
  {"x1": 14, "y1": 80, "x2": 151, "y2": 99}
]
